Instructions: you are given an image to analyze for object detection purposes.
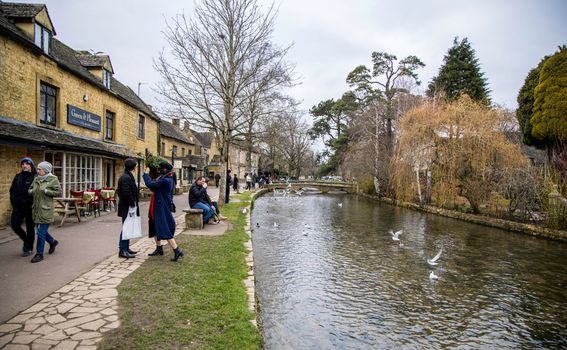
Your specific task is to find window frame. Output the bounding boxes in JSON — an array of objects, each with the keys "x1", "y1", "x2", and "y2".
[
  {"x1": 172, "y1": 145, "x2": 177, "y2": 157},
  {"x1": 105, "y1": 110, "x2": 115, "y2": 141},
  {"x1": 39, "y1": 81, "x2": 57, "y2": 126},
  {"x1": 137, "y1": 115, "x2": 145, "y2": 139},
  {"x1": 102, "y1": 70, "x2": 111, "y2": 89},
  {"x1": 34, "y1": 22, "x2": 51, "y2": 54}
]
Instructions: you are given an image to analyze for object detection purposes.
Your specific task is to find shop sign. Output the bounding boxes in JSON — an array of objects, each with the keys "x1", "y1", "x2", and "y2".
[{"x1": 67, "y1": 104, "x2": 101, "y2": 131}]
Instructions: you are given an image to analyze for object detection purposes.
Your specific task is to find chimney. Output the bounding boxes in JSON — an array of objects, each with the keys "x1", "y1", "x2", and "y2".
[
  {"x1": 184, "y1": 121, "x2": 190, "y2": 131},
  {"x1": 172, "y1": 119, "x2": 180, "y2": 128}
]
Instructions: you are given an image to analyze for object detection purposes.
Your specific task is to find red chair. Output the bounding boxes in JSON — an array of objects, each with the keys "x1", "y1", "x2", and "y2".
[
  {"x1": 87, "y1": 188, "x2": 102, "y2": 217},
  {"x1": 102, "y1": 187, "x2": 117, "y2": 212},
  {"x1": 70, "y1": 190, "x2": 86, "y2": 216}
]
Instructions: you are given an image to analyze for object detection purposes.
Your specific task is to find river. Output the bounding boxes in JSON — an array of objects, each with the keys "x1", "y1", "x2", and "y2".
[{"x1": 251, "y1": 193, "x2": 567, "y2": 349}]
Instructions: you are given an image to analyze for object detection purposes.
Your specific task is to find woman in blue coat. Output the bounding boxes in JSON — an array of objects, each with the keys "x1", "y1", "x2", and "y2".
[{"x1": 143, "y1": 161, "x2": 184, "y2": 262}]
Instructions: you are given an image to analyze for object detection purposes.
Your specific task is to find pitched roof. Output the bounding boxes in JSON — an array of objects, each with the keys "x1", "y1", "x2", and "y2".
[
  {"x1": 160, "y1": 121, "x2": 195, "y2": 145},
  {"x1": 0, "y1": 2, "x2": 56, "y2": 34},
  {"x1": 75, "y1": 53, "x2": 114, "y2": 73},
  {"x1": 0, "y1": 116, "x2": 139, "y2": 158},
  {"x1": 192, "y1": 131, "x2": 213, "y2": 148},
  {"x1": 0, "y1": 2, "x2": 156, "y2": 120}
]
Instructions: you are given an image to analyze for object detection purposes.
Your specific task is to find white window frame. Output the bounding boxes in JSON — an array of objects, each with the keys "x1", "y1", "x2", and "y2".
[{"x1": 34, "y1": 22, "x2": 50, "y2": 54}]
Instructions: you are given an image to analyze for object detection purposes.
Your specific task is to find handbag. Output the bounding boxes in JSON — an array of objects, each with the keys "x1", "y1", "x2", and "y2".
[
  {"x1": 171, "y1": 201, "x2": 176, "y2": 213},
  {"x1": 122, "y1": 207, "x2": 142, "y2": 240}
]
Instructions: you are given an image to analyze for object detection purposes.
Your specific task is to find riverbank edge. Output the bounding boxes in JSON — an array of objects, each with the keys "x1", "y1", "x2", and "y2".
[{"x1": 359, "y1": 193, "x2": 567, "y2": 242}]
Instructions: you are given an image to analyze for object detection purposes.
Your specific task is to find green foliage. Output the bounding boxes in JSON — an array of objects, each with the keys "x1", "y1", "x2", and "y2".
[
  {"x1": 516, "y1": 61, "x2": 546, "y2": 146},
  {"x1": 144, "y1": 151, "x2": 169, "y2": 169},
  {"x1": 531, "y1": 47, "x2": 567, "y2": 145},
  {"x1": 427, "y1": 37, "x2": 491, "y2": 104}
]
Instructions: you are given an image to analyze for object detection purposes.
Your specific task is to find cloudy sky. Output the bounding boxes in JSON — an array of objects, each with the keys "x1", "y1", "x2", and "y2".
[{"x1": 21, "y1": 0, "x2": 567, "y2": 116}]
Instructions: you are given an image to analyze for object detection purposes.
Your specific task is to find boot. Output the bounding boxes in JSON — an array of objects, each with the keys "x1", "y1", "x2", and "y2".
[
  {"x1": 148, "y1": 245, "x2": 164, "y2": 256},
  {"x1": 119, "y1": 251, "x2": 135, "y2": 259},
  {"x1": 48, "y1": 240, "x2": 58, "y2": 254},
  {"x1": 31, "y1": 254, "x2": 44, "y2": 263},
  {"x1": 171, "y1": 248, "x2": 184, "y2": 262},
  {"x1": 127, "y1": 248, "x2": 138, "y2": 255}
]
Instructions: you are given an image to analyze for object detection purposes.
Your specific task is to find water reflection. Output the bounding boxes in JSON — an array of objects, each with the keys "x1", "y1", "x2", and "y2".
[{"x1": 252, "y1": 194, "x2": 567, "y2": 349}]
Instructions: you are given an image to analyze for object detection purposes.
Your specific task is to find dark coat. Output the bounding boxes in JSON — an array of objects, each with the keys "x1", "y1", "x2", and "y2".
[
  {"x1": 143, "y1": 173, "x2": 175, "y2": 240},
  {"x1": 232, "y1": 175, "x2": 239, "y2": 190},
  {"x1": 10, "y1": 171, "x2": 36, "y2": 210},
  {"x1": 188, "y1": 182, "x2": 209, "y2": 207},
  {"x1": 116, "y1": 171, "x2": 139, "y2": 218}
]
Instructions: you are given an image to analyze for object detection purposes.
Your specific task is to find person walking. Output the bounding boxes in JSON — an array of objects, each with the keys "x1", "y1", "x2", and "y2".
[
  {"x1": 28, "y1": 161, "x2": 61, "y2": 263},
  {"x1": 10, "y1": 157, "x2": 37, "y2": 256},
  {"x1": 245, "y1": 172, "x2": 252, "y2": 191},
  {"x1": 144, "y1": 161, "x2": 184, "y2": 261},
  {"x1": 116, "y1": 158, "x2": 139, "y2": 259},
  {"x1": 215, "y1": 173, "x2": 221, "y2": 188},
  {"x1": 233, "y1": 173, "x2": 239, "y2": 193}
]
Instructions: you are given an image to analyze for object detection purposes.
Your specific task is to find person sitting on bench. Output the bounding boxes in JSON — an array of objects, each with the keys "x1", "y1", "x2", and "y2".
[{"x1": 188, "y1": 176, "x2": 217, "y2": 225}]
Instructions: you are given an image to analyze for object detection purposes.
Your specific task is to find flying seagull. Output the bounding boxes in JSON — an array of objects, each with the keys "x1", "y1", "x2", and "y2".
[
  {"x1": 427, "y1": 249, "x2": 443, "y2": 266},
  {"x1": 390, "y1": 230, "x2": 403, "y2": 241}
]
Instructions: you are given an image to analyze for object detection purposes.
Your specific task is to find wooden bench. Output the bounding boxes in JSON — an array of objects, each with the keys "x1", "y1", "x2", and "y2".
[{"x1": 183, "y1": 208, "x2": 204, "y2": 230}]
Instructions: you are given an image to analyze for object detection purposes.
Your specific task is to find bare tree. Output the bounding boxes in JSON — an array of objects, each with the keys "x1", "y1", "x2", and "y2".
[
  {"x1": 154, "y1": 0, "x2": 291, "y2": 205},
  {"x1": 276, "y1": 111, "x2": 313, "y2": 178}
]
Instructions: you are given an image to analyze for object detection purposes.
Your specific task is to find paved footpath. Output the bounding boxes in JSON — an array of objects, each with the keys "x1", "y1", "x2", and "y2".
[{"x1": 0, "y1": 187, "x2": 253, "y2": 350}]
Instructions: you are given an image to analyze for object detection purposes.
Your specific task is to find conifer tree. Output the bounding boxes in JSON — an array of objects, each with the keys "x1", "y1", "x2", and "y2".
[{"x1": 427, "y1": 37, "x2": 491, "y2": 104}]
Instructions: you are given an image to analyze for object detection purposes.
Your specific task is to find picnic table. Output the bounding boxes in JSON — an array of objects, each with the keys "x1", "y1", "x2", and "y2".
[{"x1": 53, "y1": 197, "x2": 82, "y2": 227}]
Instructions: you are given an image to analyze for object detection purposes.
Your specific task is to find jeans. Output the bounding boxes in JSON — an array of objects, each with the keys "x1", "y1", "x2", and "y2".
[
  {"x1": 11, "y1": 208, "x2": 35, "y2": 252},
  {"x1": 119, "y1": 216, "x2": 130, "y2": 251},
  {"x1": 36, "y1": 224, "x2": 55, "y2": 254},
  {"x1": 192, "y1": 202, "x2": 214, "y2": 223}
]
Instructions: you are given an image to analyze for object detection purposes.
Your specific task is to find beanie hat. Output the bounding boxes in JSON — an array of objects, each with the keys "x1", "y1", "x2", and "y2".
[
  {"x1": 124, "y1": 158, "x2": 137, "y2": 171},
  {"x1": 158, "y1": 161, "x2": 173, "y2": 171},
  {"x1": 37, "y1": 161, "x2": 53, "y2": 174},
  {"x1": 20, "y1": 157, "x2": 35, "y2": 167}
]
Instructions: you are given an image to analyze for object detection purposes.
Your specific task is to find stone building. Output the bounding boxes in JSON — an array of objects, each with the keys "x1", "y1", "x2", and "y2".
[{"x1": 0, "y1": 2, "x2": 160, "y2": 225}]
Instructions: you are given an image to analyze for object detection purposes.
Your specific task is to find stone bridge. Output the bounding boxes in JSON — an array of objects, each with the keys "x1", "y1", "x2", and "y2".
[{"x1": 266, "y1": 181, "x2": 357, "y2": 194}]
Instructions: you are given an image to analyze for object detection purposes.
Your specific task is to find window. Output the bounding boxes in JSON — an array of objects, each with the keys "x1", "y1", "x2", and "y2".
[
  {"x1": 137, "y1": 115, "x2": 145, "y2": 139},
  {"x1": 172, "y1": 145, "x2": 177, "y2": 156},
  {"x1": 182, "y1": 148, "x2": 185, "y2": 156},
  {"x1": 188, "y1": 149, "x2": 192, "y2": 156},
  {"x1": 105, "y1": 111, "x2": 114, "y2": 140},
  {"x1": 161, "y1": 142, "x2": 165, "y2": 156},
  {"x1": 34, "y1": 23, "x2": 51, "y2": 54},
  {"x1": 40, "y1": 82, "x2": 57, "y2": 126},
  {"x1": 65, "y1": 153, "x2": 101, "y2": 193},
  {"x1": 102, "y1": 70, "x2": 111, "y2": 89}
]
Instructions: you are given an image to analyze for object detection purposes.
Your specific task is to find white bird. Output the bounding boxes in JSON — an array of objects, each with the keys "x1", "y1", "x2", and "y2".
[
  {"x1": 304, "y1": 224, "x2": 310, "y2": 229},
  {"x1": 273, "y1": 222, "x2": 279, "y2": 228},
  {"x1": 429, "y1": 271, "x2": 439, "y2": 280},
  {"x1": 427, "y1": 249, "x2": 443, "y2": 266},
  {"x1": 302, "y1": 231, "x2": 308, "y2": 236},
  {"x1": 242, "y1": 208, "x2": 248, "y2": 214},
  {"x1": 390, "y1": 229, "x2": 403, "y2": 241},
  {"x1": 337, "y1": 203, "x2": 343, "y2": 208}
]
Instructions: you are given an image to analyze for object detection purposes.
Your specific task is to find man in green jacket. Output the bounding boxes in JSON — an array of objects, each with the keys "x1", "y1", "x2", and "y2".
[{"x1": 28, "y1": 161, "x2": 62, "y2": 263}]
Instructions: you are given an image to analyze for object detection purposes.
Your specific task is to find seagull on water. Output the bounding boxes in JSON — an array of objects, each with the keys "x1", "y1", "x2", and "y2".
[
  {"x1": 302, "y1": 231, "x2": 308, "y2": 236},
  {"x1": 429, "y1": 271, "x2": 439, "y2": 280},
  {"x1": 337, "y1": 203, "x2": 343, "y2": 208},
  {"x1": 273, "y1": 222, "x2": 279, "y2": 228},
  {"x1": 304, "y1": 224, "x2": 310, "y2": 229},
  {"x1": 390, "y1": 230, "x2": 403, "y2": 241},
  {"x1": 427, "y1": 249, "x2": 443, "y2": 266}
]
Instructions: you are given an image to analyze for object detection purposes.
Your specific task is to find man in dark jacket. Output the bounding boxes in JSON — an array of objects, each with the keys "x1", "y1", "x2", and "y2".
[
  {"x1": 215, "y1": 173, "x2": 221, "y2": 188},
  {"x1": 116, "y1": 158, "x2": 139, "y2": 259},
  {"x1": 10, "y1": 157, "x2": 37, "y2": 256},
  {"x1": 225, "y1": 169, "x2": 232, "y2": 204},
  {"x1": 188, "y1": 177, "x2": 215, "y2": 225}
]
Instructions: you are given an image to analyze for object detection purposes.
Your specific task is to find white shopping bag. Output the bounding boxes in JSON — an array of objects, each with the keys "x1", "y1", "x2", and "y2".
[{"x1": 122, "y1": 208, "x2": 142, "y2": 240}]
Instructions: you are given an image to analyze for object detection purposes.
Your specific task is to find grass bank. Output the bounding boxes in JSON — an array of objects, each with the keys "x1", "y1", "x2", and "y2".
[{"x1": 99, "y1": 192, "x2": 262, "y2": 349}]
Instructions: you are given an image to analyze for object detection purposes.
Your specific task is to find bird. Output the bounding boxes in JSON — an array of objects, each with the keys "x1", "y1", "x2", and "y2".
[
  {"x1": 242, "y1": 208, "x2": 248, "y2": 214},
  {"x1": 337, "y1": 203, "x2": 343, "y2": 208},
  {"x1": 390, "y1": 229, "x2": 403, "y2": 241},
  {"x1": 304, "y1": 224, "x2": 310, "y2": 229},
  {"x1": 302, "y1": 231, "x2": 308, "y2": 236},
  {"x1": 429, "y1": 271, "x2": 439, "y2": 280},
  {"x1": 256, "y1": 223, "x2": 260, "y2": 228},
  {"x1": 427, "y1": 249, "x2": 443, "y2": 266},
  {"x1": 273, "y1": 222, "x2": 279, "y2": 228}
]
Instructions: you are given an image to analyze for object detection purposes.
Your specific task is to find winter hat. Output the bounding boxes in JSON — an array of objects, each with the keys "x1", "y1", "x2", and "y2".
[
  {"x1": 158, "y1": 160, "x2": 173, "y2": 171},
  {"x1": 124, "y1": 158, "x2": 137, "y2": 171},
  {"x1": 37, "y1": 161, "x2": 53, "y2": 174},
  {"x1": 20, "y1": 157, "x2": 35, "y2": 167}
]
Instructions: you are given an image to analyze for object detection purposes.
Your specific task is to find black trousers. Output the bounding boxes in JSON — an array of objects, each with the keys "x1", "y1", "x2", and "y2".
[{"x1": 11, "y1": 208, "x2": 35, "y2": 252}]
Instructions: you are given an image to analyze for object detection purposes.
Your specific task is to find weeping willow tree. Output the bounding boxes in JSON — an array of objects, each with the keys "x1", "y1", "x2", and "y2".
[{"x1": 391, "y1": 95, "x2": 529, "y2": 213}]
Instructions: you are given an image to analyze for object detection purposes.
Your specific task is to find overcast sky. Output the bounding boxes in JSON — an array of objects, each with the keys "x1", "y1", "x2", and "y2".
[{"x1": 20, "y1": 0, "x2": 567, "y2": 117}]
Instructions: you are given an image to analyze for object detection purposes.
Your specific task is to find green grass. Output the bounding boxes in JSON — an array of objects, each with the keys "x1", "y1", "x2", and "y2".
[{"x1": 98, "y1": 192, "x2": 262, "y2": 350}]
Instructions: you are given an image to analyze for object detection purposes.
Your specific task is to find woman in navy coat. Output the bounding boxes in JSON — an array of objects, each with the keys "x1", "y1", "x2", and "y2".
[{"x1": 143, "y1": 161, "x2": 184, "y2": 261}]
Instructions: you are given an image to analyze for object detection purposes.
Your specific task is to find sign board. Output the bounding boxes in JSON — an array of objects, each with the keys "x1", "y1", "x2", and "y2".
[
  {"x1": 173, "y1": 160, "x2": 183, "y2": 169},
  {"x1": 67, "y1": 105, "x2": 101, "y2": 132}
]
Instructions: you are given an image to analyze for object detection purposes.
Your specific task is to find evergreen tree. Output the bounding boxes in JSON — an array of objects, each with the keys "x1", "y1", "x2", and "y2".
[
  {"x1": 516, "y1": 57, "x2": 548, "y2": 147},
  {"x1": 427, "y1": 37, "x2": 491, "y2": 103},
  {"x1": 531, "y1": 47, "x2": 567, "y2": 146}
]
